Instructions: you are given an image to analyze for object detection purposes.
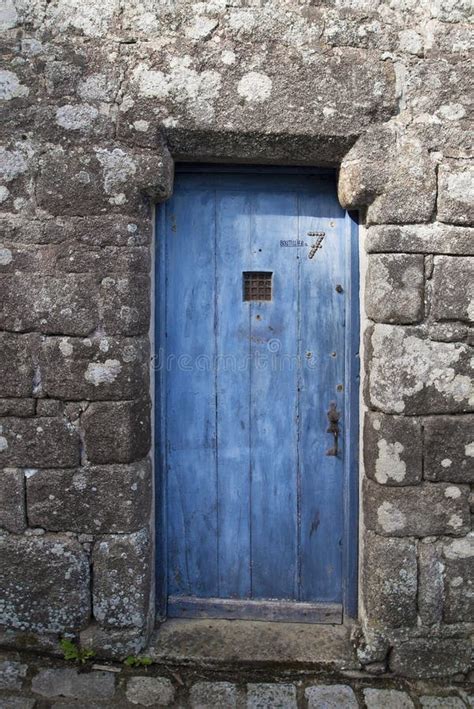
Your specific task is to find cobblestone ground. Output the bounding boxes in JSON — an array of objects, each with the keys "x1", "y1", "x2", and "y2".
[{"x1": 0, "y1": 650, "x2": 472, "y2": 708}]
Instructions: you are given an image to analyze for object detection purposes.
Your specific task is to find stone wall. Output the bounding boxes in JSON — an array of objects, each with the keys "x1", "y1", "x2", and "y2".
[{"x1": 0, "y1": 0, "x2": 472, "y2": 679}]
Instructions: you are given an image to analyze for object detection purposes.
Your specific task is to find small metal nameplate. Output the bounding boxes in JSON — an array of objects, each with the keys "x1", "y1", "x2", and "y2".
[
  {"x1": 280, "y1": 239, "x2": 305, "y2": 247},
  {"x1": 278, "y1": 233, "x2": 326, "y2": 259}
]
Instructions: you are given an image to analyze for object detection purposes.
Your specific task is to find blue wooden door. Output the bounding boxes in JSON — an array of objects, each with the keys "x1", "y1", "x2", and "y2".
[{"x1": 157, "y1": 167, "x2": 358, "y2": 623}]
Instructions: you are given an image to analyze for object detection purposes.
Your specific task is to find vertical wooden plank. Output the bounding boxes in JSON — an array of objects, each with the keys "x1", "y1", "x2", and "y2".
[
  {"x1": 298, "y1": 181, "x2": 346, "y2": 603},
  {"x1": 343, "y1": 210, "x2": 360, "y2": 618},
  {"x1": 250, "y1": 189, "x2": 299, "y2": 600},
  {"x1": 165, "y1": 184, "x2": 218, "y2": 598},
  {"x1": 215, "y1": 190, "x2": 252, "y2": 598}
]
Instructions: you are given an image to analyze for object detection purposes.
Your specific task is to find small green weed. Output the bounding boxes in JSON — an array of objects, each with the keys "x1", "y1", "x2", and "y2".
[
  {"x1": 124, "y1": 655, "x2": 153, "y2": 668},
  {"x1": 60, "y1": 638, "x2": 95, "y2": 664}
]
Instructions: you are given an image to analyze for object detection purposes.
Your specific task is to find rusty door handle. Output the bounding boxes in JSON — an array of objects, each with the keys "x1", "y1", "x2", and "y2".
[{"x1": 326, "y1": 401, "x2": 341, "y2": 456}]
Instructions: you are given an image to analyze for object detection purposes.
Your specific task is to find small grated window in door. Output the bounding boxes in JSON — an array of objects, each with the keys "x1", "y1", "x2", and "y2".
[{"x1": 243, "y1": 272, "x2": 273, "y2": 301}]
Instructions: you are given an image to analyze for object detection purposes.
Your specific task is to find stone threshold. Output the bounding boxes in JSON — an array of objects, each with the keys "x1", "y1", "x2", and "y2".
[{"x1": 148, "y1": 618, "x2": 359, "y2": 673}]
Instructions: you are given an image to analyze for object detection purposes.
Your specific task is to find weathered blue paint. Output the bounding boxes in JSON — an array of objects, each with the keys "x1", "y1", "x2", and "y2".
[
  {"x1": 155, "y1": 166, "x2": 359, "y2": 622},
  {"x1": 343, "y1": 210, "x2": 360, "y2": 619}
]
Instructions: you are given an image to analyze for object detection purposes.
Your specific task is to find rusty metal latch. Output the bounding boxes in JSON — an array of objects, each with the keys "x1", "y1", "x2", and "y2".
[{"x1": 326, "y1": 401, "x2": 341, "y2": 456}]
